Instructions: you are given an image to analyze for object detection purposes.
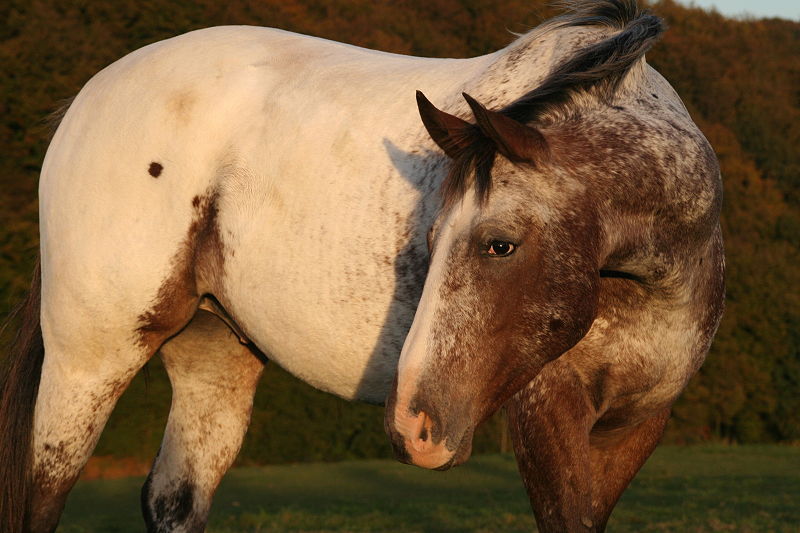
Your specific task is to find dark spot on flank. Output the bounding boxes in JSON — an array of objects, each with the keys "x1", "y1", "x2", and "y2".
[
  {"x1": 149, "y1": 162, "x2": 163, "y2": 177},
  {"x1": 549, "y1": 318, "x2": 564, "y2": 332},
  {"x1": 651, "y1": 93, "x2": 659, "y2": 99},
  {"x1": 192, "y1": 196, "x2": 201, "y2": 208}
]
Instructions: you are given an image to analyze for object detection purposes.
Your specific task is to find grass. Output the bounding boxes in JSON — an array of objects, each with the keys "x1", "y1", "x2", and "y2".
[{"x1": 57, "y1": 445, "x2": 799, "y2": 532}]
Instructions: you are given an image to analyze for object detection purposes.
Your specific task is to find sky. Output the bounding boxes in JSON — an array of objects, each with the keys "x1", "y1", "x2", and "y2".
[{"x1": 677, "y1": 0, "x2": 799, "y2": 20}]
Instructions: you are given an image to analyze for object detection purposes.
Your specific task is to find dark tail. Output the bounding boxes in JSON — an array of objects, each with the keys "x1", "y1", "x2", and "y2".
[{"x1": 0, "y1": 261, "x2": 44, "y2": 532}]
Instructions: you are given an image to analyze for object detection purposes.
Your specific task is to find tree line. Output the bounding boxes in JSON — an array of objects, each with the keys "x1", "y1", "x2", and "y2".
[{"x1": 1, "y1": 0, "x2": 798, "y2": 464}]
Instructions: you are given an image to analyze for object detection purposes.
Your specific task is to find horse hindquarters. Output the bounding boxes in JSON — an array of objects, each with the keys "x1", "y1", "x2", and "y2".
[
  {"x1": 506, "y1": 361, "x2": 669, "y2": 533},
  {"x1": 142, "y1": 310, "x2": 263, "y2": 533},
  {"x1": 23, "y1": 224, "x2": 241, "y2": 531},
  {"x1": 0, "y1": 259, "x2": 169, "y2": 533}
]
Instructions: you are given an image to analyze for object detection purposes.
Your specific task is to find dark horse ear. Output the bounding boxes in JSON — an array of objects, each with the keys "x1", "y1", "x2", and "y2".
[
  {"x1": 416, "y1": 91, "x2": 473, "y2": 159},
  {"x1": 462, "y1": 92, "x2": 547, "y2": 163}
]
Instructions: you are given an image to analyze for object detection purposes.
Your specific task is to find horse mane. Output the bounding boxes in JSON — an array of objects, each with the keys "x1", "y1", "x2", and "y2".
[{"x1": 440, "y1": 0, "x2": 665, "y2": 208}]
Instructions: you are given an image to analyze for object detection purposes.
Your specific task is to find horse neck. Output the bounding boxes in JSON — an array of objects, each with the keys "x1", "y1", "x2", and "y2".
[{"x1": 463, "y1": 24, "x2": 616, "y2": 109}]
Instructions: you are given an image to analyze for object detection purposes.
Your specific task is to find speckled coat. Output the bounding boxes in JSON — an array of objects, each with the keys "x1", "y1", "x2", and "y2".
[{"x1": 0, "y1": 2, "x2": 724, "y2": 532}]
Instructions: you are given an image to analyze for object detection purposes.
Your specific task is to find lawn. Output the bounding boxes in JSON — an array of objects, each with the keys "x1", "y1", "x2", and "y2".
[{"x1": 57, "y1": 445, "x2": 799, "y2": 532}]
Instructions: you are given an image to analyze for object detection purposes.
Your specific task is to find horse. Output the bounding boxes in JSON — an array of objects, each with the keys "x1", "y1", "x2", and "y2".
[{"x1": 0, "y1": 1, "x2": 724, "y2": 531}]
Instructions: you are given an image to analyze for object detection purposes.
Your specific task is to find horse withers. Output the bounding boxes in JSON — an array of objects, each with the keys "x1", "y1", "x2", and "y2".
[{"x1": 0, "y1": 1, "x2": 723, "y2": 531}]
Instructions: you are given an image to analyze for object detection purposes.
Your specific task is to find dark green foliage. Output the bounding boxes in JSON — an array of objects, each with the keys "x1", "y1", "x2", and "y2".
[
  {"x1": 1, "y1": 0, "x2": 798, "y2": 465},
  {"x1": 95, "y1": 357, "x2": 510, "y2": 463}
]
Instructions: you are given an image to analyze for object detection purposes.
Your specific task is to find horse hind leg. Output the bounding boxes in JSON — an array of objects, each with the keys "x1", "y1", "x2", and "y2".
[
  {"x1": 23, "y1": 300, "x2": 193, "y2": 532},
  {"x1": 7, "y1": 226, "x2": 205, "y2": 532},
  {"x1": 28, "y1": 357, "x2": 138, "y2": 532},
  {"x1": 142, "y1": 309, "x2": 264, "y2": 533},
  {"x1": 0, "y1": 261, "x2": 165, "y2": 533}
]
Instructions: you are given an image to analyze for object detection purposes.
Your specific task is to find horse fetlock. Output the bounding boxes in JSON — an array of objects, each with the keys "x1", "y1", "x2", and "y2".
[{"x1": 142, "y1": 475, "x2": 207, "y2": 533}]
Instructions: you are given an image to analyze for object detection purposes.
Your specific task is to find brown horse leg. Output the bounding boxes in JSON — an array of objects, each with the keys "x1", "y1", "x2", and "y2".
[
  {"x1": 141, "y1": 310, "x2": 263, "y2": 533},
  {"x1": 589, "y1": 408, "x2": 671, "y2": 531},
  {"x1": 506, "y1": 361, "x2": 597, "y2": 533}
]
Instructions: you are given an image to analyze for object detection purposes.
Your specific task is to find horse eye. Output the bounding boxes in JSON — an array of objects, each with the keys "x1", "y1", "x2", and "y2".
[{"x1": 487, "y1": 241, "x2": 516, "y2": 257}]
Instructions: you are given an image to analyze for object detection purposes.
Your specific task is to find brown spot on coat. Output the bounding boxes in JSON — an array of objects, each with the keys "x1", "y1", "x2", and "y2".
[
  {"x1": 149, "y1": 163, "x2": 163, "y2": 177},
  {"x1": 168, "y1": 90, "x2": 196, "y2": 125},
  {"x1": 136, "y1": 192, "x2": 226, "y2": 352}
]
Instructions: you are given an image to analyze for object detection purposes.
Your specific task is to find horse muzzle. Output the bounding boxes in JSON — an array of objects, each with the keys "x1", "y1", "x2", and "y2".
[{"x1": 385, "y1": 406, "x2": 473, "y2": 470}]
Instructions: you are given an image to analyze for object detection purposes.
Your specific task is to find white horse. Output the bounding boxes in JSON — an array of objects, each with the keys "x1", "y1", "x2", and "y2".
[{"x1": 0, "y1": 1, "x2": 724, "y2": 531}]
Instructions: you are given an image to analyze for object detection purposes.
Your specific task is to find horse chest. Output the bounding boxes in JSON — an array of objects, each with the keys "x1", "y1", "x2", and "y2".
[{"x1": 571, "y1": 284, "x2": 709, "y2": 426}]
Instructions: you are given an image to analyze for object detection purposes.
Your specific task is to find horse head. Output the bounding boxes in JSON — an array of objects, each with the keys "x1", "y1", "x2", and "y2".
[
  {"x1": 385, "y1": 91, "x2": 603, "y2": 468},
  {"x1": 386, "y1": 7, "x2": 720, "y2": 469}
]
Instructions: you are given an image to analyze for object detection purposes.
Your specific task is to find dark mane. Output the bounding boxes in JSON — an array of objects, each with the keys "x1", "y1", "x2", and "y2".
[
  {"x1": 440, "y1": 0, "x2": 664, "y2": 208},
  {"x1": 549, "y1": 0, "x2": 641, "y2": 30}
]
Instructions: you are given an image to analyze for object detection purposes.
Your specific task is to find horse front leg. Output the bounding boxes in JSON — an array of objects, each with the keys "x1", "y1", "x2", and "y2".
[
  {"x1": 506, "y1": 361, "x2": 597, "y2": 533},
  {"x1": 588, "y1": 408, "x2": 671, "y2": 530},
  {"x1": 141, "y1": 310, "x2": 264, "y2": 533}
]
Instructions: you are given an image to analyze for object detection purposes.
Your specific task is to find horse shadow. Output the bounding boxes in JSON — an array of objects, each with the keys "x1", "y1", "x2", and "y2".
[{"x1": 351, "y1": 138, "x2": 447, "y2": 404}]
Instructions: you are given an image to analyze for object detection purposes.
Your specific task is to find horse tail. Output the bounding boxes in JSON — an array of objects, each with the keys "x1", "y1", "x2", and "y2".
[{"x1": 0, "y1": 260, "x2": 44, "y2": 532}]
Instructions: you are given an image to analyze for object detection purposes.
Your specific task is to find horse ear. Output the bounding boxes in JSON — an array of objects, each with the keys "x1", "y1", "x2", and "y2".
[
  {"x1": 462, "y1": 93, "x2": 547, "y2": 163},
  {"x1": 416, "y1": 91, "x2": 473, "y2": 159}
]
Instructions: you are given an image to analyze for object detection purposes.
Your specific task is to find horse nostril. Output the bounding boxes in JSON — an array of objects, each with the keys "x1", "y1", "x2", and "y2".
[
  {"x1": 409, "y1": 411, "x2": 435, "y2": 452},
  {"x1": 415, "y1": 411, "x2": 430, "y2": 442}
]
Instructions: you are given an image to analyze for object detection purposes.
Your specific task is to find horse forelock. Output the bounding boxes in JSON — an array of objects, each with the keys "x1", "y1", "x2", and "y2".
[{"x1": 439, "y1": 0, "x2": 664, "y2": 210}]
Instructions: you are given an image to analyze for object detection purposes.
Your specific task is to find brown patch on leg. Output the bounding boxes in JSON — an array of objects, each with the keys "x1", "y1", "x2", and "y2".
[
  {"x1": 28, "y1": 375, "x2": 134, "y2": 532},
  {"x1": 142, "y1": 476, "x2": 199, "y2": 533},
  {"x1": 136, "y1": 191, "x2": 226, "y2": 352},
  {"x1": 589, "y1": 408, "x2": 671, "y2": 530},
  {"x1": 506, "y1": 362, "x2": 597, "y2": 532},
  {"x1": 28, "y1": 442, "x2": 74, "y2": 533}
]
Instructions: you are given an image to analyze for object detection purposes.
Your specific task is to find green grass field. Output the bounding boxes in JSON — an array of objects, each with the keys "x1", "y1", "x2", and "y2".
[{"x1": 57, "y1": 446, "x2": 799, "y2": 532}]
